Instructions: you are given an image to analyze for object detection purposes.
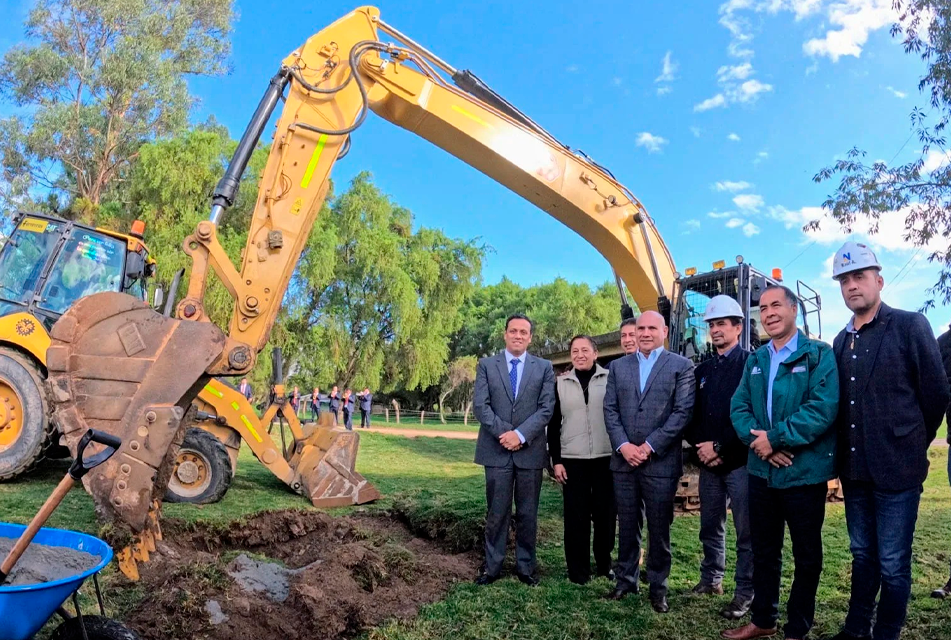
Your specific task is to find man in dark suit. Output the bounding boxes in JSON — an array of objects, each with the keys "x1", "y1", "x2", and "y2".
[
  {"x1": 603, "y1": 310, "x2": 695, "y2": 613},
  {"x1": 358, "y1": 387, "x2": 373, "y2": 428},
  {"x1": 328, "y1": 385, "x2": 340, "y2": 426},
  {"x1": 827, "y1": 242, "x2": 950, "y2": 640},
  {"x1": 238, "y1": 377, "x2": 253, "y2": 401},
  {"x1": 473, "y1": 313, "x2": 556, "y2": 586},
  {"x1": 933, "y1": 323, "x2": 951, "y2": 600}
]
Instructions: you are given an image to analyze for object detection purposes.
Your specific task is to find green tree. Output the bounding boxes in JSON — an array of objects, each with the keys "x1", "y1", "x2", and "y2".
[
  {"x1": 0, "y1": 0, "x2": 234, "y2": 216},
  {"x1": 282, "y1": 172, "x2": 484, "y2": 394},
  {"x1": 453, "y1": 278, "x2": 626, "y2": 358},
  {"x1": 813, "y1": 1, "x2": 951, "y2": 307}
]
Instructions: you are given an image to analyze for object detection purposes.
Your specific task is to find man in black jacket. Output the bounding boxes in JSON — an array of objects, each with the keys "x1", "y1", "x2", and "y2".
[
  {"x1": 932, "y1": 324, "x2": 951, "y2": 599},
  {"x1": 685, "y1": 295, "x2": 755, "y2": 620},
  {"x1": 829, "y1": 242, "x2": 951, "y2": 640}
]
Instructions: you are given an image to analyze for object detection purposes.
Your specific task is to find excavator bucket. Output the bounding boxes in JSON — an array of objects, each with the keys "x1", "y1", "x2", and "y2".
[
  {"x1": 45, "y1": 292, "x2": 226, "y2": 535},
  {"x1": 294, "y1": 424, "x2": 380, "y2": 507}
]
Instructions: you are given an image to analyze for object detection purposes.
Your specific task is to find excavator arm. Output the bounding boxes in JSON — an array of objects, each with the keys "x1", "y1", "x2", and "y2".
[{"x1": 45, "y1": 5, "x2": 676, "y2": 563}]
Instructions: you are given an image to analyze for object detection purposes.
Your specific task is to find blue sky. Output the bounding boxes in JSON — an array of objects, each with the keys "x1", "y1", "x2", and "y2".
[{"x1": 1, "y1": 0, "x2": 947, "y2": 336}]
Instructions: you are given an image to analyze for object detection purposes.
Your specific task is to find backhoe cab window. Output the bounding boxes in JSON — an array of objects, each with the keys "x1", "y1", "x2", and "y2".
[
  {"x1": 672, "y1": 272, "x2": 741, "y2": 363},
  {"x1": 0, "y1": 217, "x2": 62, "y2": 305},
  {"x1": 39, "y1": 230, "x2": 124, "y2": 314}
]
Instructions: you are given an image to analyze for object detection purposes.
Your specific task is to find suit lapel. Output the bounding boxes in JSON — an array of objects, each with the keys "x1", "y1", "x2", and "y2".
[
  {"x1": 515, "y1": 355, "x2": 537, "y2": 406},
  {"x1": 495, "y1": 353, "x2": 514, "y2": 403},
  {"x1": 638, "y1": 350, "x2": 671, "y2": 404}
]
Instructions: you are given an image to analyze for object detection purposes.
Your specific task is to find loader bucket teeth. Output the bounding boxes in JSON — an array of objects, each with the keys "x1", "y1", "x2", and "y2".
[
  {"x1": 295, "y1": 427, "x2": 380, "y2": 507},
  {"x1": 46, "y1": 292, "x2": 226, "y2": 536}
]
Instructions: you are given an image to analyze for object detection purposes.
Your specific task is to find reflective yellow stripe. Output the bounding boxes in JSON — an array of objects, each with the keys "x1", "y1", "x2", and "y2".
[
  {"x1": 231, "y1": 401, "x2": 240, "y2": 411},
  {"x1": 204, "y1": 384, "x2": 223, "y2": 398},
  {"x1": 241, "y1": 415, "x2": 262, "y2": 442},
  {"x1": 451, "y1": 105, "x2": 491, "y2": 128},
  {"x1": 300, "y1": 134, "x2": 329, "y2": 189}
]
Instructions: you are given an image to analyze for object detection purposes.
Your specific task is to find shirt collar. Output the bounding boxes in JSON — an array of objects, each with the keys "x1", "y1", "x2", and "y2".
[
  {"x1": 845, "y1": 303, "x2": 883, "y2": 333},
  {"x1": 718, "y1": 343, "x2": 740, "y2": 360},
  {"x1": 637, "y1": 346, "x2": 664, "y2": 363},
  {"x1": 768, "y1": 331, "x2": 799, "y2": 356},
  {"x1": 504, "y1": 349, "x2": 525, "y2": 364}
]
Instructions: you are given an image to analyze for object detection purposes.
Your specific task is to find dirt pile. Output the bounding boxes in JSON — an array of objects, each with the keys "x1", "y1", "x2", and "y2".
[
  {"x1": 0, "y1": 537, "x2": 100, "y2": 586},
  {"x1": 123, "y1": 509, "x2": 477, "y2": 639}
]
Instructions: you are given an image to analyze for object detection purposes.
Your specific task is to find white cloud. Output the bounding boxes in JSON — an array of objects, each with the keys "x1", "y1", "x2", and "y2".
[
  {"x1": 734, "y1": 193, "x2": 765, "y2": 212},
  {"x1": 886, "y1": 86, "x2": 907, "y2": 99},
  {"x1": 612, "y1": 77, "x2": 623, "y2": 87},
  {"x1": 728, "y1": 132, "x2": 742, "y2": 141},
  {"x1": 714, "y1": 180, "x2": 753, "y2": 192},
  {"x1": 690, "y1": 126, "x2": 702, "y2": 138},
  {"x1": 694, "y1": 94, "x2": 727, "y2": 112},
  {"x1": 708, "y1": 210, "x2": 736, "y2": 219},
  {"x1": 734, "y1": 79, "x2": 774, "y2": 102},
  {"x1": 803, "y1": 0, "x2": 896, "y2": 62},
  {"x1": 743, "y1": 222, "x2": 761, "y2": 237},
  {"x1": 923, "y1": 149, "x2": 951, "y2": 173},
  {"x1": 754, "y1": 150, "x2": 769, "y2": 164},
  {"x1": 726, "y1": 217, "x2": 746, "y2": 228},
  {"x1": 717, "y1": 62, "x2": 754, "y2": 82},
  {"x1": 657, "y1": 86, "x2": 673, "y2": 96},
  {"x1": 565, "y1": 64, "x2": 580, "y2": 73},
  {"x1": 684, "y1": 219, "x2": 702, "y2": 233},
  {"x1": 656, "y1": 51, "x2": 678, "y2": 83},
  {"x1": 635, "y1": 132, "x2": 669, "y2": 153}
]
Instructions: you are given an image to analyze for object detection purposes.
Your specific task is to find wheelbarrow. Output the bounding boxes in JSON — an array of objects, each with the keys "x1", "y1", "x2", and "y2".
[{"x1": 0, "y1": 430, "x2": 139, "y2": 640}]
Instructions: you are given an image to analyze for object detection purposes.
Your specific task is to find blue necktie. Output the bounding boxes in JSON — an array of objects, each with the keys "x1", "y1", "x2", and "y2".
[{"x1": 509, "y1": 358, "x2": 519, "y2": 399}]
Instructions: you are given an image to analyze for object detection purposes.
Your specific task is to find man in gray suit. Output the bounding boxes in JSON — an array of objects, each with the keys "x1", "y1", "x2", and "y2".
[
  {"x1": 473, "y1": 313, "x2": 556, "y2": 586},
  {"x1": 604, "y1": 310, "x2": 695, "y2": 613}
]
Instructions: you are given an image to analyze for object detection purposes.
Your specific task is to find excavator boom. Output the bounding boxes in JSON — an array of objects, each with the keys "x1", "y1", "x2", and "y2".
[{"x1": 46, "y1": 6, "x2": 678, "y2": 570}]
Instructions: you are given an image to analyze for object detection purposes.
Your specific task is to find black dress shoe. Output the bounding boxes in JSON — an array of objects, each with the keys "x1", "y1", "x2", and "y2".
[
  {"x1": 827, "y1": 631, "x2": 871, "y2": 640},
  {"x1": 474, "y1": 573, "x2": 499, "y2": 586},
  {"x1": 603, "y1": 585, "x2": 638, "y2": 600},
  {"x1": 516, "y1": 573, "x2": 539, "y2": 587},
  {"x1": 650, "y1": 596, "x2": 669, "y2": 613}
]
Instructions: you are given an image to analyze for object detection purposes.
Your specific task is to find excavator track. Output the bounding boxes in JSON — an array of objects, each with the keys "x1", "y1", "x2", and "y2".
[{"x1": 45, "y1": 292, "x2": 225, "y2": 539}]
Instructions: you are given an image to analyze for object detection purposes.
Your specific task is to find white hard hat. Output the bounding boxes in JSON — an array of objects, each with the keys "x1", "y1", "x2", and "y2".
[
  {"x1": 832, "y1": 241, "x2": 882, "y2": 280},
  {"x1": 703, "y1": 295, "x2": 744, "y2": 322}
]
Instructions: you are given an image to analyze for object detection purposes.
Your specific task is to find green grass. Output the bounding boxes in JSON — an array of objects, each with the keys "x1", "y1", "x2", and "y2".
[
  {"x1": 368, "y1": 419, "x2": 479, "y2": 432},
  {"x1": 5, "y1": 437, "x2": 951, "y2": 640}
]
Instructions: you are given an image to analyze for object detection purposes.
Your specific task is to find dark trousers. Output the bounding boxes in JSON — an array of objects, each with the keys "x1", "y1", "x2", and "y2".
[
  {"x1": 613, "y1": 470, "x2": 679, "y2": 599},
  {"x1": 360, "y1": 408, "x2": 370, "y2": 427},
  {"x1": 842, "y1": 480, "x2": 921, "y2": 640},
  {"x1": 483, "y1": 465, "x2": 543, "y2": 577},
  {"x1": 748, "y1": 475, "x2": 826, "y2": 639},
  {"x1": 699, "y1": 465, "x2": 753, "y2": 598},
  {"x1": 561, "y1": 457, "x2": 616, "y2": 583},
  {"x1": 310, "y1": 405, "x2": 320, "y2": 421},
  {"x1": 343, "y1": 408, "x2": 352, "y2": 430}
]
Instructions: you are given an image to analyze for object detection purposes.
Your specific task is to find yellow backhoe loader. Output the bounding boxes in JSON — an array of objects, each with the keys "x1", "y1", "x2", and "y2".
[
  {"x1": 0, "y1": 213, "x2": 378, "y2": 514},
  {"x1": 43, "y1": 6, "x2": 821, "y2": 578}
]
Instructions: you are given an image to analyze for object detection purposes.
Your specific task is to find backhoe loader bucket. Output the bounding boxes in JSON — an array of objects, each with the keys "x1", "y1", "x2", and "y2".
[
  {"x1": 294, "y1": 424, "x2": 380, "y2": 507},
  {"x1": 45, "y1": 293, "x2": 226, "y2": 535}
]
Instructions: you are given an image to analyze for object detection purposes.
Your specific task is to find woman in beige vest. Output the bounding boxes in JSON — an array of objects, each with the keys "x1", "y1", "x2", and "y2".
[{"x1": 547, "y1": 335, "x2": 616, "y2": 584}]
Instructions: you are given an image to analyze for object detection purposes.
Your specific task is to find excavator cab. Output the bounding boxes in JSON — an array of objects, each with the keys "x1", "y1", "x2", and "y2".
[
  {"x1": 668, "y1": 258, "x2": 822, "y2": 363},
  {"x1": 0, "y1": 214, "x2": 156, "y2": 330}
]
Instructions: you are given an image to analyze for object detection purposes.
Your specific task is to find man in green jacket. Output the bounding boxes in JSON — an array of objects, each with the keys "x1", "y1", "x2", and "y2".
[{"x1": 721, "y1": 286, "x2": 839, "y2": 640}]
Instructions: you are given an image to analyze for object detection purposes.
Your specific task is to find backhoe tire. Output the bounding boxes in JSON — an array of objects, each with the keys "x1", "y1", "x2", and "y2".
[
  {"x1": 164, "y1": 427, "x2": 232, "y2": 505},
  {"x1": 0, "y1": 347, "x2": 49, "y2": 481},
  {"x1": 50, "y1": 616, "x2": 141, "y2": 640}
]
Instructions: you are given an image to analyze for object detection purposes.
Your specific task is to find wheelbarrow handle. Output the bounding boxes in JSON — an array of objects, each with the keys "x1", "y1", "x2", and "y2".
[{"x1": 0, "y1": 429, "x2": 122, "y2": 585}]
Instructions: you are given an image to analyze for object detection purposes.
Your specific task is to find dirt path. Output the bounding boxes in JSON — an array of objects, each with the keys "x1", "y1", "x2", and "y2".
[{"x1": 363, "y1": 427, "x2": 477, "y2": 440}]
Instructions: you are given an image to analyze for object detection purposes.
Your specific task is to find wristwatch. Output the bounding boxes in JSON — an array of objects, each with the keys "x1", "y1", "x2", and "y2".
[{"x1": 712, "y1": 441, "x2": 722, "y2": 455}]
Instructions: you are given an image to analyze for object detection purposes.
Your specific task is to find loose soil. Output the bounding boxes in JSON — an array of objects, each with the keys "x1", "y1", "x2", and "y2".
[
  {"x1": 122, "y1": 509, "x2": 478, "y2": 640},
  {"x1": 0, "y1": 537, "x2": 100, "y2": 586}
]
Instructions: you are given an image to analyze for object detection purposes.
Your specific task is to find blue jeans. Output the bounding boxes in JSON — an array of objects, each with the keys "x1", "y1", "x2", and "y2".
[
  {"x1": 842, "y1": 480, "x2": 922, "y2": 640},
  {"x1": 699, "y1": 466, "x2": 753, "y2": 598}
]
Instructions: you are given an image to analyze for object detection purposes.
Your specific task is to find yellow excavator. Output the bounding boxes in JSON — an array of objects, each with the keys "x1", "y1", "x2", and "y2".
[{"x1": 43, "y1": 6, "x2": 820, "y2": 578}]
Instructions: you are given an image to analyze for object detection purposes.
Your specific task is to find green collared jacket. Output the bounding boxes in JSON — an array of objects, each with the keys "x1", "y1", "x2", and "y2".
[{"x1": 730, "y1": 330, "x2": 839, "y2": 488}]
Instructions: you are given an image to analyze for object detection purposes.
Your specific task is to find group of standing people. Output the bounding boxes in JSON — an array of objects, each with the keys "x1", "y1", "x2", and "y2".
[
  {"x1": 473, "y1": 240, "x2": 951, "y2": 640},
  {"x1": 306, "y1": 385, "x2": 373, "y2": 430}
]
